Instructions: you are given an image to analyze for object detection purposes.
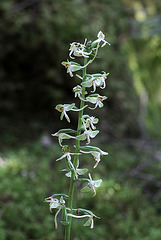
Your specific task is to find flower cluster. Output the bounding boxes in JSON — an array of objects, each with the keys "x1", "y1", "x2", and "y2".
[{"x1": 45, "y1": 31, "x2": 110, "y2": 236}]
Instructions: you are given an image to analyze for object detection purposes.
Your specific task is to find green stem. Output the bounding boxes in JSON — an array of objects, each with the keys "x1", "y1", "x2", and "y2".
[{"x1": 65, "y1": 58, "x2": 88, "y2": 240}]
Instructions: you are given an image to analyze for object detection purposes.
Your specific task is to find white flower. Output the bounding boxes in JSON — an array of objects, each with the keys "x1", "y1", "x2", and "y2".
[
  {"x1": 96, "y1": 31, "x2": 111, "y2": 47},
  {"x1": 55, "y1": 103, "x2": 74, "y2": 122},
  {"x1": 81, "y1": 173, "x2": 102, "y2": 197},
  {"x1": 44, "y1": 196, "x2": 65, "y2": 229},
  {"x1": 63, "y1": 167, "x2": 88, "y2": 178},
  {"x1": 56, "y1": 145, "x2": 81, "y2": 178},
  {"x1": 67, "y1": 210, "x2": 99, "y2": 229},
  {"x1": 44, "y1": 197, "x2": 62, "y2": 212},
  {"x1": 86, "y1": 94, "x2": 107, "y2": 110},
  {"x1": 62, "y1": 60, "x2": 83, "y2": 77},
  {"x1": 83, "y1": 215, "x2": 95, "y2": 229},
  {"x1": 80, "y1": 147, "x2": 108, "y2": 168},
  {"x1": 56, "y1": 147, "x2": 80, "y2": 162},
  {"x1": 81, "y1": 115, "x2": 99, "y2": 130},
  {"x1": 62, "y1": 59, "x2": 91, "y2": 77},
  {"x1": 55, "y1": 103, "x2": 87, "y2": 122},
  {"x1": 76, "y1": 130, "x2": 99, "y2": 144},
  {"x1": 69, "y1": 40, "x2": 92, "y2": 59},
  {"x1": 81, "y1": 72, "x2": 109, "y2": 92},
  {"x1": 73, "y1": 85, "x2": 82, "y2": 98},
  {"x1": 52, "y1": 130, "x2": 76, "y2": 146}
]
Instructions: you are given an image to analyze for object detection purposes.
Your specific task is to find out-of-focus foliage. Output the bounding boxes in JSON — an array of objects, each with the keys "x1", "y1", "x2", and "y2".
[
  {"x1": 0, "y1": 0, "x2": 140, "y2": 138},
  {"x1": 125, "y1": 0, "x2": 161, "y2": 138}
]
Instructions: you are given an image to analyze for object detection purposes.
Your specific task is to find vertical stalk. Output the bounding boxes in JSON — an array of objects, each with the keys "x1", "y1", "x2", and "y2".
[{"x1": 65, "y1": 58, "x2": 88, "y2": 240}]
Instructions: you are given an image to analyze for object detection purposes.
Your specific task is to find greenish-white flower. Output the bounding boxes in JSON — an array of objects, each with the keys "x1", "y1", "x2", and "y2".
[
  {"x1": 44, "y1": 197, "x2": 60, "y2": 212},
  {"x1": 63, "y1": 167, "x2": 88, "y2": 178},
  {"x1": 81, "y1": 72, "x2": 109, "y2": 92},
  {"x1": 67, "y1": 209, "x2": 99, "y2": 229},
  {"x1": 62, "y1": 59, "x2": 90, "y2": 77},
  {"x1": 81, "y1": 115, "x2": 99, "y2": 130},
  {"x1": 56, "y1": 145, "x2": 80, "y2": 162},
  {"x1": 81, "y1": 173, "x2": 102, "y2": 197},
  {"x1": 44, "y1": 196, "x2": 66, "y2": 229},
  {"x1": 55, "y1": 103, "x2": 87, "y2": 122},
  {"x1": 76, "y1": 130, "x2": 99, "y2": 144},
  {"x1": 92, "y1": 31, "x2": 111, "y2": 47},
  {"x1": 80, "y1": 146, "x2": 108, "y2": 168},
  {"x1": 69, "y1": 40, "x2": 92, "y2": 59},
  {"x1": 62, "y1": 60, "x2": 83, "y2": 77},
  {"x1": 86, "y1": 94, "x2": 107, "y2": 110},
  {"x1": 52, "y1": 129, "x2": 76, "y2": 146},
  {"x1": 73, "y1": 85, "x2": 82, "y2": 98},
  {"x1": 56, "y1": 145, "x2": 81, "y2": 178}
]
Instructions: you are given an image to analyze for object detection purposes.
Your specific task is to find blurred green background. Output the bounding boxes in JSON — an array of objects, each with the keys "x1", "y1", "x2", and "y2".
[{"x1": 0, "y1": 0, "x2": 161, "y2": 239}]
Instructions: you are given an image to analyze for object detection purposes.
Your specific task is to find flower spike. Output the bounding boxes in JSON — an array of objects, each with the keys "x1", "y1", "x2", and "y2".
[{"x1": 45, "y1": 31, "x2": 110, "y2": 235}]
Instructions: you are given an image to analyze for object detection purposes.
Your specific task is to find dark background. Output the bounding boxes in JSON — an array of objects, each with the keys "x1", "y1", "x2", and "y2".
[{"x1": 0, "y1": 0, "x2": 161, "y2": 239}]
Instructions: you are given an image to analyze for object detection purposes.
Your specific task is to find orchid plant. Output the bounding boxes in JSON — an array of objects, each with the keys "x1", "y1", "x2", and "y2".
[{"x1": 44, "y1": 31, "x2": 110, "y2": 240}]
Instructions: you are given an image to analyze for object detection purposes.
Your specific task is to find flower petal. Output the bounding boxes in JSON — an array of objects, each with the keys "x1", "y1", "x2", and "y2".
[
  {"x1": 94, "y1": 179, "x2": 102, "y2": 187},
  {"x1": 90, "y1": 130, "x2": 99, "y2": 138},
  {"x1": 77, "y1": 168, "x2": 88, "y2": 175},
  {"x1": 50, "y1": 202, "x2": 60, "y2": 209},
  {"x1": 83, "y1": 217, "x2": 93, "y2": 228}
]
